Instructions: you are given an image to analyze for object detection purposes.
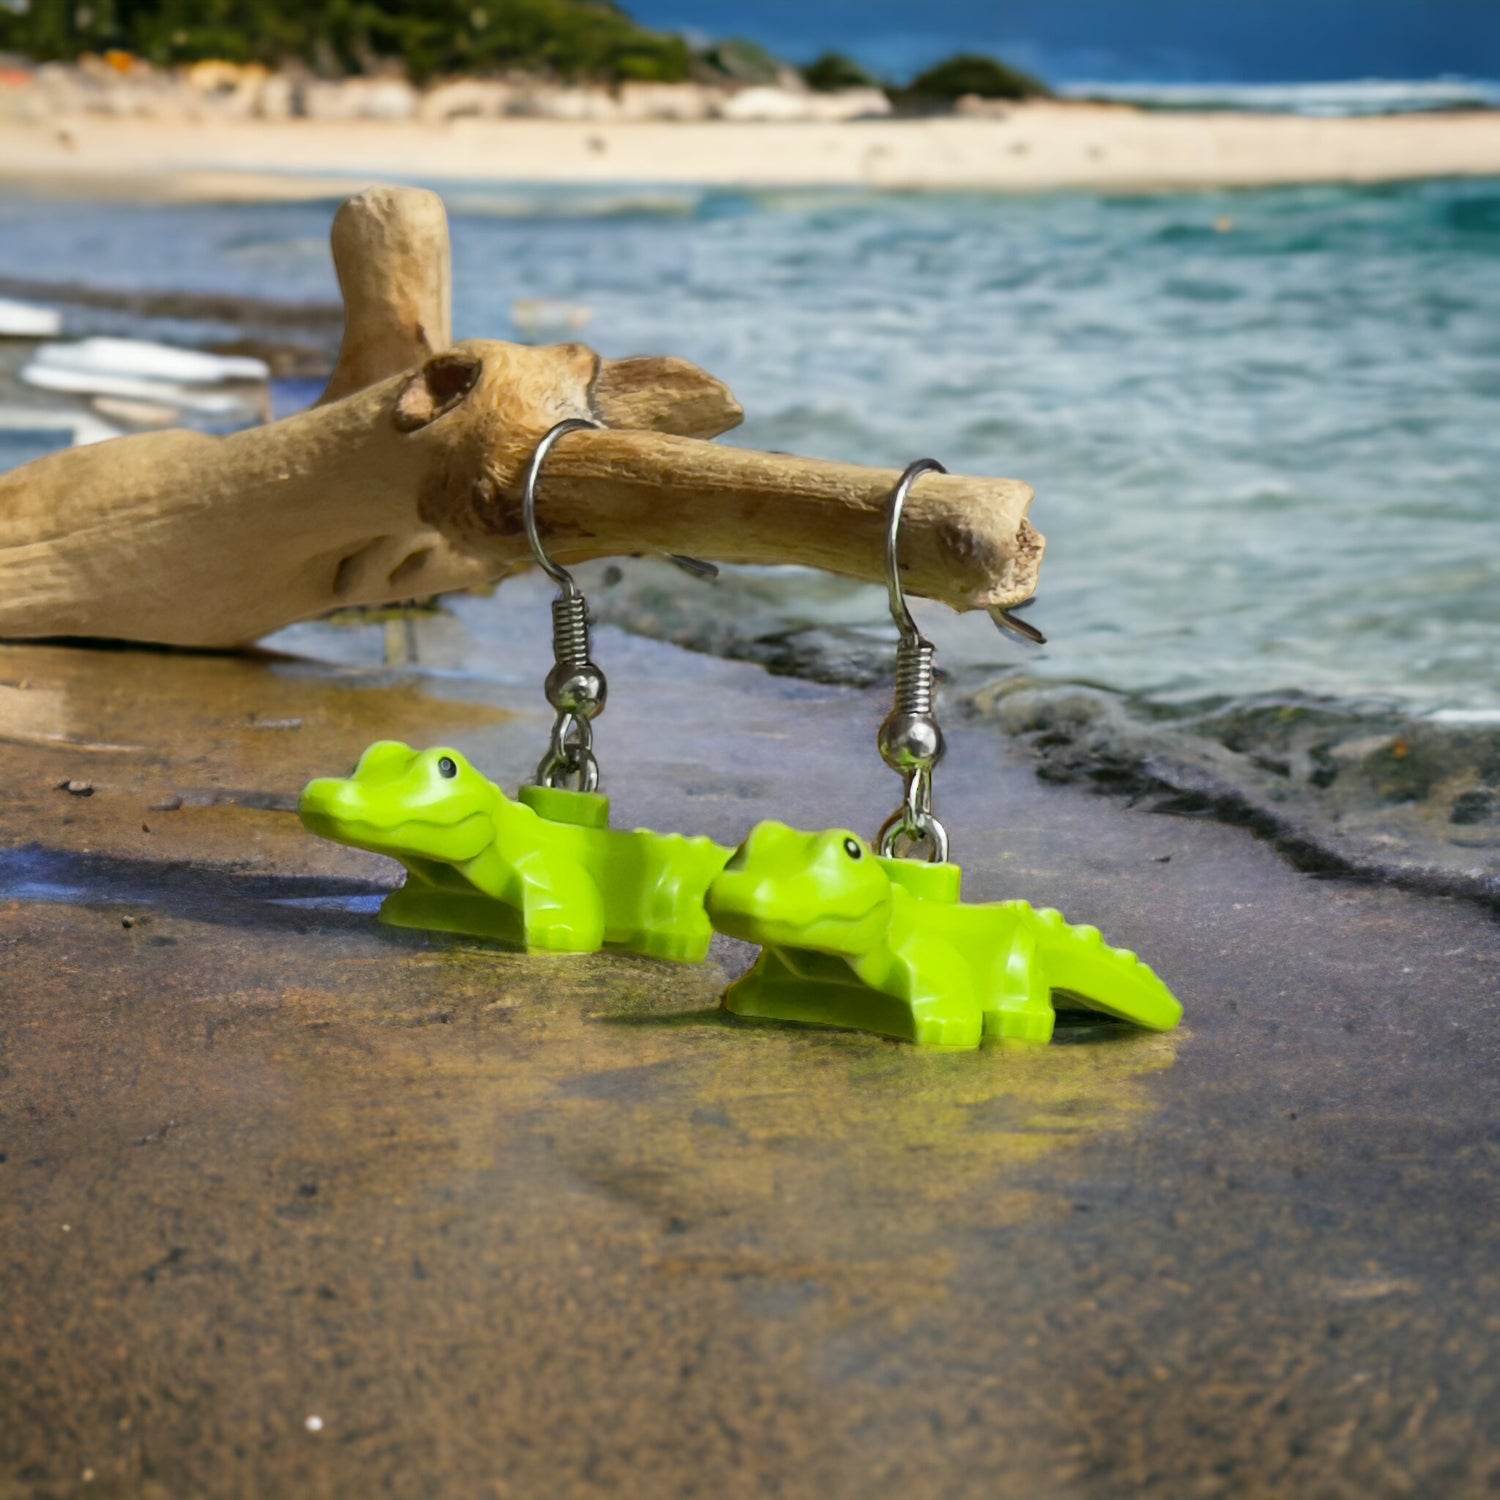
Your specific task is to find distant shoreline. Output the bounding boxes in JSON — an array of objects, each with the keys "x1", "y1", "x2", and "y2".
[{"x1": 2, "y1": 105, "x2": 1499, "y2": 199}]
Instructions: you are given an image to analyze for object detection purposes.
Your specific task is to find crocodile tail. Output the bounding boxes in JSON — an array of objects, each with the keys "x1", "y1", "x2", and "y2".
[{"x1": 1031, "y1": 906, "x2": 1183, "y2": 1032}]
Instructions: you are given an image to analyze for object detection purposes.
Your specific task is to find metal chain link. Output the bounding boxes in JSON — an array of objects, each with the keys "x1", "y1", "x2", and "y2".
[
  {"x1": 536, "y1": 710, "x2": 600, "y2": 793},
  {"x1": 877, "y1": 764, "x2": 950, "y2": 864}
]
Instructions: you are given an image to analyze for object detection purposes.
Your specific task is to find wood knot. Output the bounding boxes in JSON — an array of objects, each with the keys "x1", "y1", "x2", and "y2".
[{"x1": 393, "y1": 352, "x2": 482, "y2": 432}]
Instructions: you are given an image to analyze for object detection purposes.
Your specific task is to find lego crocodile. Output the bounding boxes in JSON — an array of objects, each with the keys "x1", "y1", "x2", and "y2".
[
  {"x1": 705, "y1": 820, "x2": 1183, "y2": 1047},
  {"x1": 299, "y1": 741, "x2": 731, "y2": 961}
]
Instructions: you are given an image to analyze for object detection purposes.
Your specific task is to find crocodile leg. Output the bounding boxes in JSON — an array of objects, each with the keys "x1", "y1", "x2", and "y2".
[
  {"x1": 723, "y1": 947, "x2": 896, "y2": 1032},
  {"x1": 725, "y1": 946, "x2": 983, "y2": 1047},
  {"x1": 623, "y1": 851, "x2": 723, "y2": 965},
  {"x1": 853, "y1": 943, "x2": 985, "y2": 1049},
  {"x1": 904, "y1": 980, "x2": 986, "y2": 1049},
  {"x1": 378, "y1": 858, "x2": 528, "y2": 946},
  {"x1": 985, "y1": 920, "x2": 1056, "y2": 1044},
  {"x1": 517, "y1": 867, "x2": 606, "y2": 954}
]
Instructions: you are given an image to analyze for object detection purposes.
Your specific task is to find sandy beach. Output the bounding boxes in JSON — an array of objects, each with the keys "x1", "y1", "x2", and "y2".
[
  {"x1": 4, "y1": 580, "x2": 1500, "y2": 1497},
  {"x1": 2, "y1": 103, "x2": 1499, "y2": 197}
]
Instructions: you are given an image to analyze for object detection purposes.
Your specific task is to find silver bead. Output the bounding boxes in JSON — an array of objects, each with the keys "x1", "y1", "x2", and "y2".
[
  {"x1": 878, "y1": 710, "x2": 944, "y2": 772},
  {"x1": 545, "y1": 661, "x2": 607, "y2": 719}
]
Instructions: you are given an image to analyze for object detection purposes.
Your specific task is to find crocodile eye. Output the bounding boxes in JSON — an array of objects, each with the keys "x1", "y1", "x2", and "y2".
[
  {"x1": 843, "y1": 838, "x2": 863, "y2": 860},
  {"x1": 438, "y1": 756, "x2": 457, "y2": 779}
]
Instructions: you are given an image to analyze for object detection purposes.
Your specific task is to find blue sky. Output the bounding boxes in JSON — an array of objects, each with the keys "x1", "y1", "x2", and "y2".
[{"x1": 626, "y1": 1, "x2": 1500, "y2": 85}]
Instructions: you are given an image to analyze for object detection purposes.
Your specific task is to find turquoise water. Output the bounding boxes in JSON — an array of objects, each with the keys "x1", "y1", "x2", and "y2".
[{"x1": 2, "y1": 179, "x2": 1498, "y2": 722}]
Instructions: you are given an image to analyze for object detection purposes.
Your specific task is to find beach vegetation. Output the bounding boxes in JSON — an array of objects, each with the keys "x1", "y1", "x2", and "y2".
[
  {"x1": 897, "y1": 52, "x2": 1051, "y2": 106},
  {"x1": 799, "y1": 51, "x2": 880, "y2": 93},
  {"x1": 0, "y1": 0, "x2": 693, "y2": 83}
]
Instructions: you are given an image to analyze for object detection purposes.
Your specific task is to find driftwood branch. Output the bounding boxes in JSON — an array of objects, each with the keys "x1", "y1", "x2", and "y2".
[
  {"x1": 318, "y1": 187, "x2": 452, "y2": 404},
  {"x1": 0, "y1": 186, "x2": 1041, "y2": 649}
]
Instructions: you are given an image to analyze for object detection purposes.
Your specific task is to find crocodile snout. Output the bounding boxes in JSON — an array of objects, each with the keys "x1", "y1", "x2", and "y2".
[
  {"x1": 297, "y1": 740, "x2": 419, "y2": 838},
  {"x1": 705, "y1": 821, "x2": 810, "y2": 939},
  {"x1": 298, "y1": 775, "x2": 366, "y2": 822},
  {"x1": 297, "y1": 776, "x2": 378, "y2": 845}
]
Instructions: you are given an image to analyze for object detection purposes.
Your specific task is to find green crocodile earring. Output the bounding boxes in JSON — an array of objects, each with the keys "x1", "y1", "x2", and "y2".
[
  {"x1": 705, "y1": 458, "x2": 1184, "y2": 1049},
  {"x1": 298, "y1": 419, "x2": 733, "y2": 962}
]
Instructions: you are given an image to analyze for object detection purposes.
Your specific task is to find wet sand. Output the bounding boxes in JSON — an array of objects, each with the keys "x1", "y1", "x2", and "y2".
[
  {"x1": 2, "y1": 579, "x2": 1498, "y2": 1497},
  {"x1": 2, "y1": 104, "x2": 1499, "y2": 198}
]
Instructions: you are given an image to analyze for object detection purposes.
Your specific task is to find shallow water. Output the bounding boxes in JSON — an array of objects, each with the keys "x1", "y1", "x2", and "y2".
[{"x1": 3, "y1": 178, "x2": 1498, "y2": 724}]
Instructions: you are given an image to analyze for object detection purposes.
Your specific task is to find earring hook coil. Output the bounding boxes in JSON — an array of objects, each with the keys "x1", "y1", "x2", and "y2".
[{"x1": 877, "y1": 458, "x2": 951, "y2": 863}]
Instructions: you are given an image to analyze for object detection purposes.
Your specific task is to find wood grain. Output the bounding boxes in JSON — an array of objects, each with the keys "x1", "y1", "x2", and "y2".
[{"x1": 0, "y1": 188, "x2": 1041, "y2": 648}]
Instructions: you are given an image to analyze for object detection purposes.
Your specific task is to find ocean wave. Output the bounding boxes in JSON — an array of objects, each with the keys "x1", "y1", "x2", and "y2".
[
  {"x1": 970, "y1": 678, "x2": 1500, "y2": 906},
  {"x1": 1063, "y1": 76, "x2": 1500, "y2": 116},
  {"x1": 568, "y1": 556, "x2": 1500, "y2": 905}
]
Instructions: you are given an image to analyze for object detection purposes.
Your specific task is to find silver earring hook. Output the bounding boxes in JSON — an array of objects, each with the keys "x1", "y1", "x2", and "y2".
[
  {"x1": 886, "y1": 453, "x2": 1044, "y2": 645},
  {"x1": 521, "y1": 417, "x2": 715, "y2": 791},
  {"x1": 522, "y1": 417, "x2": 598, "y2": 594},
  {"x1": 524, "y1": 418, "x2": 608, "y2": 792},
  {"x1": 884, "y1": 456, "x2": 948, "y2": 635},
  {"x1": 523, "y1": 416, "x2": 719, "y2": 585},
  {"x1": 877, "y1": 458, "x2": 950, "y2": 864}
]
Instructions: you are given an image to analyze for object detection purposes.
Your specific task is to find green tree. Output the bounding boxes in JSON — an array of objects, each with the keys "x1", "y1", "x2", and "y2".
[
  {"x1": 0, "y1": 0, "x2": 694, "y2": 82},
  {"x1": 898, "y1": 52, "x2": 1050, "y2": 106},
  {"x1": 1, "y1": 0, "x2": 110, "y2": 59},
  {"x1": 799, "y1": 51, "x2": 878, "y2": 93}
]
